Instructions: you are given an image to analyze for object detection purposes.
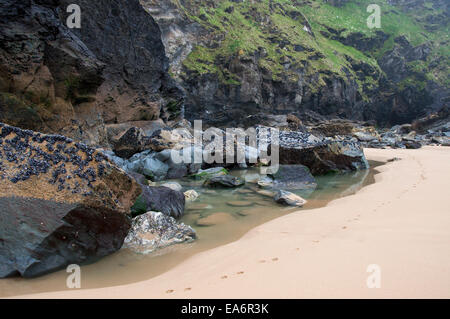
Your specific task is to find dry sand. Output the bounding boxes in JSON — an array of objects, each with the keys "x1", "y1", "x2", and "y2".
[{"x1": 12, "y1": 146, "x2": 450, "y2": 298}]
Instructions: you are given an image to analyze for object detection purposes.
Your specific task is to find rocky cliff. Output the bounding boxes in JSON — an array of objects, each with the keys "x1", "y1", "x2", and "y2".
[
  {"x1": 0, "y1": 0, "x2": 448, "y2": 144},
  {"x1": 0, "y1": 0, "x2": 183, "y2": 146},
  {"x1": 142, "y1": 0, "x2": 449, "y2": 127}
]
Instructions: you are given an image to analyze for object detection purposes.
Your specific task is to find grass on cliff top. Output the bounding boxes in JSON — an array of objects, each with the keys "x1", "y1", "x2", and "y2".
[{"x1": 178, "y1": 0, "x2": 448, "y2": 91}]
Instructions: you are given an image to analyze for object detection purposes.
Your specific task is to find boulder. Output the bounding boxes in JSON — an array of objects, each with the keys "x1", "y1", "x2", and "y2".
[
  {"x1": 159, "y1": 146, "x2": 203, "y2": 179},
  {"x1": 269, "y1": 165, "x2": 317, "y2": 190},
  {"x1": 123, "y1": 211, "x2": 196, "y2": 254},
  {"x1": 161, "y1": 182, "x2": 183, "y2": 192},
  {"x1": 257, "y1": 176, "x2": 274, "y2": 188},
  {"x1": 0, "y1": 123, "x2": 141, "y2": 278},
  {"x1": 142, "y1": 156, "x2": 169, "y2": 180},
  {"x1": 148, "y1": 128, "x2": 192, "y2": 152},
  {"x1": 191, "y1": 167, "x2": 228, "y2": 179},
  {"x1": 203, "y1": 175, "x2": 245, "y2": 188},
  {"x1": 123, "y1": 151, "x2": 169, "y2": 181},
  {"x1": 131, "y1": 186, "x2": 185, "y2": 219},
  {"x1": 308, "y1": 120, "x2": 354, "y2": 137},
  {"x1": 353, "y1": 131, "x2": 379, "y2": 142},
  {"x1": 127, "y1": 171, "x2": 149, "y2": 186},
  {"x1": 273, "y1": 130, "x2": 369, "y2": 175},
  {"x1": 274, "y1": 190, "x2": 307, "y2": 207},
  {"x1": 184, "y1": 190, "x2": 199, "y2": 202},
  {"x1": 111, "y1": 126, "x2": 150, "y2": 159},
  {"x1": 431, "y1": 136, "x2": 450, "y2": 146},
  {"x1": 402, "y1": 139, "x2": 422, "y2": 149}
]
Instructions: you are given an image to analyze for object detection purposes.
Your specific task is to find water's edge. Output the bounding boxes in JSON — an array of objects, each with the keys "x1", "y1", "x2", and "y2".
[{"x1": 0, "y1": 160, "x2": 385, "y2": 298}]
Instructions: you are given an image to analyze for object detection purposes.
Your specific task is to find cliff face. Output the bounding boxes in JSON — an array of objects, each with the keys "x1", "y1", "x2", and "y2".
[
  {"x1": 0, "y1": 0, "x2": 448, "y2": 143},
  {"x1": 142, "y1": 0, "x2": 449, "y2": 127},
  {"x1": 0, "y1": 0, "x2": 183, "y2": 146}
]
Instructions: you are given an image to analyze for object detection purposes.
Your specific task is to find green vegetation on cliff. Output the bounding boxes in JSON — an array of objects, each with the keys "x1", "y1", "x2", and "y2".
[{"x1": 177, "y1": 0, "x2": 448, "y2": 98}]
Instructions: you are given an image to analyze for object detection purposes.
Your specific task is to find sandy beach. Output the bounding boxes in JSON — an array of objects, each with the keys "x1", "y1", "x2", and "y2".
[{"x1": 12, "y1": 146, "x2": 450, "y2": 299}]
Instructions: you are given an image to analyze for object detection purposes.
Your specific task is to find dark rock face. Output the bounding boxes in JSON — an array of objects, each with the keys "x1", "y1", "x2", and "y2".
[
  {"x1": 203, "y1": 175, "x2": 245, "y2": 188},
  {"x1": 0, "y1": 123, "x2": 141, "y2": 278},
  {"x1": 269, "y1": 165, "x2": 317, "y2": 190},
  {"x1": 134, "y1": 186, "x2": 185, "y2": 219},
  {"x1": 0, "y1": 0, "x2": 183, "y2": 145},
  {"x1": 0, "y1": 197, "x2": 131, "y2": 278}
]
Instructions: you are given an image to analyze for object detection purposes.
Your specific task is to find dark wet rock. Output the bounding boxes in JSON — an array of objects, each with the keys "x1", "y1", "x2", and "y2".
[
  {"x1": 123, "y1": 211, "x2": 196, "y2": 254},
  {"x1": 269, "y1": 165, "x2": 317, "y2": 190},
  {"x1": 431, "y1": 136, "x2": 450, "y2": 146},
  {"x1": 274, "y1": 190, "x2": 307, "y2": 207},
  {"x1": 0, "y1": 123, "x2": 141, "y2": 278},
  {"x1": 264, "y1": 129, "x2": 369, "y2": 175},
  {"x1": 412, "y1": 107, "x2": 449, "y2": 134},
  {"x1": 402, "y1": 139, "x2": 422, "y2": 149},
  {"x1": 111, "y1": 127, "x2": 150, "y2": 159},
  {"x1": 203, "y1": 175, "x2": 245, "y2": 188},
  {"x1": 132, "y1": 186, "x2": 185, "y2": 219}
]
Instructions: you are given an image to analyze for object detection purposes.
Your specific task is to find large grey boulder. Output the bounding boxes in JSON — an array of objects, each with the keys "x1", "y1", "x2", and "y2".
[{"x1": 123, "y1": 212, "x2": 196, "y2": 254}]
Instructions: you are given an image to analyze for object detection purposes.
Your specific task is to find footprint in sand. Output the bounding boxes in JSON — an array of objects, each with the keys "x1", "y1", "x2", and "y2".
[
  {"x1": 259, "y1": 260, "x2": 266, "y2": 263},
  {"x1": 221, "y1": 275, "x2": 228, "y2": 279},
  {"x1": 342, "y1": 226, "x2": 347, "y2": 229},
  {"x1": 237, "y1": 271, "x2": 245, "y2": 275},
  {"x1": 313, "y1": 240, "x2": 320, "y2": 243},
  {"x1": 184, "y1": 288, "x2": 192, "y2": 291},
  {"x1": 272, "y1": 258, "x2": 279, "y2": 262},
  {"x1": 166, "y1": 289, "x2": 174, "y2": 294}
]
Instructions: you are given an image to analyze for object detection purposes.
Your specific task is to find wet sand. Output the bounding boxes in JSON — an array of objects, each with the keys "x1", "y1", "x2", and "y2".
[{"x1": 8, "y1": 146, "x2": 450, "y2": 298}]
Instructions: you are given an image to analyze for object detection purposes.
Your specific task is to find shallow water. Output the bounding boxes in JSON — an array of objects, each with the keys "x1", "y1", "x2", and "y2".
[{"x1": 0, "y1": 161, "x2": 383, "y2": 297}]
